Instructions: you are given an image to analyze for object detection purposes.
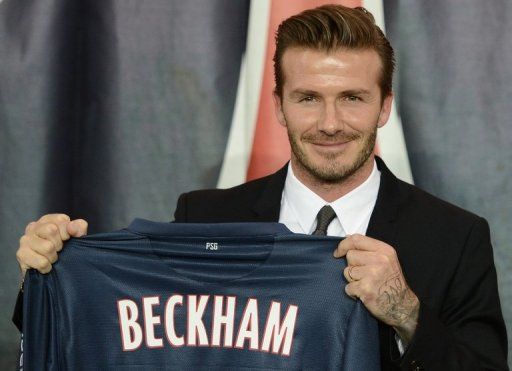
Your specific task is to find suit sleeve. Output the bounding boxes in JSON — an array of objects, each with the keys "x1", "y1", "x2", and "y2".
[
  {"x1": 173, "y1": 192, "x2": 188, "y2": 222},
  {"x1": 342, "y1": 301, "x2": 380, "y2": 370},
  {"x1": 13, "y1": 289, "x2": 23, "y2": 331},
  {"x1": 398, "y1": 218, "x2": 508, "y2": 371},
  {"x1": 22, "y1": 270, "x2": 60, "y2": 370}
]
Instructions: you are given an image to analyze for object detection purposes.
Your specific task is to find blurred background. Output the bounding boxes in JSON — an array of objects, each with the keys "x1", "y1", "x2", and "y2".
[{"x1": 1, "y1": 0, "x2": 510, "y2": 368}]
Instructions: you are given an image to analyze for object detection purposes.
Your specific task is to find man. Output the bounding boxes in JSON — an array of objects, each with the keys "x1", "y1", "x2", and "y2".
[{"x1": 15, "y1": 5, "x2": 508, "y2": 370}]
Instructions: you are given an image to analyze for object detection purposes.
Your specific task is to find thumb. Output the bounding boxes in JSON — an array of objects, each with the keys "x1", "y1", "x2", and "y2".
[{"x1": 67, "y1": 219, "x2": 88, "y2": 237}]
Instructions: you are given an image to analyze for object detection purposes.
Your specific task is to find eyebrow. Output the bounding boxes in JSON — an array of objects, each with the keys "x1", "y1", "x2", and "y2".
[
  {"x1": 289, "y1": 89, "x2": 319, "y2": 97},
  {"x1": 342, "y1": 89, "x2": 372, "y2": 96},
  {"x1": 289, "y1": 88, "x2": 372, "y2": 97}
]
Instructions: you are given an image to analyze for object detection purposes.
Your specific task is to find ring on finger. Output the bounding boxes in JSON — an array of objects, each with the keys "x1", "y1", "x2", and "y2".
[{"x1": 348, "y1": 265, "x2": 356, "y2": 282}]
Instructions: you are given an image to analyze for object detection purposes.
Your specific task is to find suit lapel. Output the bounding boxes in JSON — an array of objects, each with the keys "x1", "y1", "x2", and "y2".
[
  {"x1": 366, "y1": 157, "x2": 408, "y2": 245},
  {"x1": 367, "y1": 157, "x2": 411, "y2": 370},
  {"x1": 252, "y1": 164, "x2": 288, "y2": 222}
]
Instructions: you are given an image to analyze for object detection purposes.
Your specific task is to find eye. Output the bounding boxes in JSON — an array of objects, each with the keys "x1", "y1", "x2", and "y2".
[
  {"x1": 345, "y1": 95, "x2": 360, "y2": 102},
  {"x1": 299, "y1": 95, "x2": 318, "y2": 103}
]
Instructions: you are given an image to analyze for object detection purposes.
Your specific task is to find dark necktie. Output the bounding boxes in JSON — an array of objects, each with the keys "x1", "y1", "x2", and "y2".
[{"x1": 312, "y1": 205, "x2": 336, "y2": 235}]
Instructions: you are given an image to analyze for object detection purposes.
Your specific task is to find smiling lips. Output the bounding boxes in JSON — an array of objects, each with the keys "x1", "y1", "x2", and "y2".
[
  {"x1": 306, "y1": 135, "x2": 358, "y2": 150},
  {"x1": 311, "y1": 140, "x2": 351, "y2": 147},
  {"x1": 302, "y1": 132, "x2": 361, "y2": 154},
  {"x1": 309, "y1": 141, "x2": 351, "y2": 154}
]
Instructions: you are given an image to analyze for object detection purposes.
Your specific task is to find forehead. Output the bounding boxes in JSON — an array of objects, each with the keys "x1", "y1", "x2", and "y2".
[{"x1": 280, "y1": 47, "x2": 382, "y2": 91}]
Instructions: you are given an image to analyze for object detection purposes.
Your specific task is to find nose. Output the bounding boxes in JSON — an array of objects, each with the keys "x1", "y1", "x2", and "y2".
[{"x1": 317, "y1": 101, "x2": 342, "y2": 135}]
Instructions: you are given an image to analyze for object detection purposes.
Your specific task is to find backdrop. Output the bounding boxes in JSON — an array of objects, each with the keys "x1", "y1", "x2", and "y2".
[{"x1": 0, "y1": 0, "x2": 510, "y2": 368}]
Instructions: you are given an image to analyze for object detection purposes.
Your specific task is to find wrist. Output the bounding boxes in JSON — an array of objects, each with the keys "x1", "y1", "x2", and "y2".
[{"x1": 393, "y1": 295, "x2": 420, "y2": 346}]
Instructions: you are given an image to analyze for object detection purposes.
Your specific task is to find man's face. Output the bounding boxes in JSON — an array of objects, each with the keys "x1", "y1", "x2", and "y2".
[{"x1": 274, "y1": 47, "x2": 393, "y2": 185}]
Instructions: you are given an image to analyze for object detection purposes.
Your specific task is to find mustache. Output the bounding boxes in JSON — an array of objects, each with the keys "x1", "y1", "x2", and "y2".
[{"x1": 301, "y1": 132, "x2": 361, "y2": 143}]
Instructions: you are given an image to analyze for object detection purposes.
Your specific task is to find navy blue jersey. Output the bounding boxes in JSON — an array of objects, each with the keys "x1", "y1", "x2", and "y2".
[{"x1": 23, "y1": 220, "x2": 379, "y2": 370}]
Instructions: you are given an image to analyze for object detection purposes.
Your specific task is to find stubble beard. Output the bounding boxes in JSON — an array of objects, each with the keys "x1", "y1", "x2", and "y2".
[{"x1": 288, "y1": 126, "x2": 377, "y2": 184}]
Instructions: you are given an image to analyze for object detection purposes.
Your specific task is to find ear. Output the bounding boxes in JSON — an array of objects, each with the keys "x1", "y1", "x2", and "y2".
[
  {"x1": 273, "y1": 91, "x2": 287, "y2": 127},
  {"x1": 377, "y1": 92, "x2": 394, "y2": 128}
]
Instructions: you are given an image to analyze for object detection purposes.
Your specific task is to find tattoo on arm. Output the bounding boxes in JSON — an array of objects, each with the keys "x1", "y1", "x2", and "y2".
[{"x1": 377, "y1": 272, "x2": 419, "y2": 344}]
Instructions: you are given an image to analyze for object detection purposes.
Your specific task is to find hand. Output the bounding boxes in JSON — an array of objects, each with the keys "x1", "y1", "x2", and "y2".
[
  {"x1": 334, "y1": 234, "x2": 419, "y2": 345},
  {"x1": 16, "y1": 214, "x2": 88, "y2": 275}
]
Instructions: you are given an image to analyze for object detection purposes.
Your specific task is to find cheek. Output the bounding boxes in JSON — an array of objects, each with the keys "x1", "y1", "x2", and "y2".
[
  {"x1": 283, "y1": 105, "x2": 319, "y2": 128},
  {"x1": 342, "y1": 109, "x2": 381, "y2": 132}
]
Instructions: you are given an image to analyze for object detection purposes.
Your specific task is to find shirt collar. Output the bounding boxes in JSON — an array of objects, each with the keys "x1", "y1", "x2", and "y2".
[{"x1": 282, "y1": 160, "x2": 381, "y2": 235}]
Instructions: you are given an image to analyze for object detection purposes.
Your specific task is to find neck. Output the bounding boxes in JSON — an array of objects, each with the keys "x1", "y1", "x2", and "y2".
[{"x1": 291, "y1": 155, "x2": 375, "y2": 203}]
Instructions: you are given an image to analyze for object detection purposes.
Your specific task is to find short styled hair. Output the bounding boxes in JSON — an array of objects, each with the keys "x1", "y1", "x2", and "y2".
[{"x1": 273, "y1": 4, "x2": 395, "y2": 99}]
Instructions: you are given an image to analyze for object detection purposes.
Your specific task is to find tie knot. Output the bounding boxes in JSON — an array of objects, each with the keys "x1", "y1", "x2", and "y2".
[{"x1": 313, "y1": 205, "x2": 337, "y2": 236}]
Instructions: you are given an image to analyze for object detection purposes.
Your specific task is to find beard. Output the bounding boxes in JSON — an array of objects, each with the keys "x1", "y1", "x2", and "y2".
[{"x1": 287, "y1": 125, "x2": 377, "y2": 184}]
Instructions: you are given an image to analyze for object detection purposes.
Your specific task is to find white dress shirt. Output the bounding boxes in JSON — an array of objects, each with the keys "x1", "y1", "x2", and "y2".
[{"x1": 279, "y1": 160, "x2": 381, "y2": 236}]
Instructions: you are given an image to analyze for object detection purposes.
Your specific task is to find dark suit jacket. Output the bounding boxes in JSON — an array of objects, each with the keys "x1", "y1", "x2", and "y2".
[{"x1": 174, "y1": 157, "x2": 508, "y2": 371}]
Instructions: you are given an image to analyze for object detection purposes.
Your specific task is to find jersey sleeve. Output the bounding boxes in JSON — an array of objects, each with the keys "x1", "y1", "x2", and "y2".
[
  {"x1": 341, "y1": 300, "x2": 380, "y2": 370},
  {"x1": 22, "y1": 270, "x2": 60, "y2": 371}
]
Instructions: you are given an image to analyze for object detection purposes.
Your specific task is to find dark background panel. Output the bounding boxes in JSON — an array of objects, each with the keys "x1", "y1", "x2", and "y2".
[
  {"x1": 385, "y1": 1, "x2": 512, "y2": 362},
  {"x1": 0, "y1": 0, "x2": 249, "y2": 367}
]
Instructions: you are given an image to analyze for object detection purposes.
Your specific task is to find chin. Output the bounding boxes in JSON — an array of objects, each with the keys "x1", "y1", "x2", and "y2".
[
  {"x1": 303, "y1": 151, "x2": 373, "y2": 183},
  {"x1": 310, "y1": 164, "x2": 360, "y2": 183},
  {"x1": 290, "y1": 128, "x2": 376, "y2": 184}
]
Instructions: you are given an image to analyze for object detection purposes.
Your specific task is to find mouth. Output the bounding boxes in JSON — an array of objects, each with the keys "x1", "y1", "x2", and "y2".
[{"x1": 309, "y1": 140, "x2": 352, "y2": 152}]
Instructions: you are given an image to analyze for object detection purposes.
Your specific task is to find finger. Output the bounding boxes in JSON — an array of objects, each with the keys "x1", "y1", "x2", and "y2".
[
  {"x1": 67, "y1": 219, "x2": 88, "y2": 237},
  {"x1": 25, "y1": 221, "x2": 37, "y2": 234},
  {"x1": 345, "y1": 249, "x2": 387, "y2": 267},
  {"x1": 333, "y1": 236, "x2": 350, "y2": 258},
  {"x1": 38, "y1": 214, "x2": 71, "y2": 241},
  {"x1": 343, "y1": 265, "x2": 361, "y2": 283},
  {"x1": 33, "y1": 223, "x2": 63, "y2": 254},
  {"x1": 344, "y1": 281, "x2": 361, "y2": 300},
  {"x1": 21, "y1": 234, "x2": 59, "y2": 263},
  {"x1": 334, "y1": 234, "x2": 384, "y2": 258},
  {"x1": 38, "y1": 213, "x2": 70, "y2": 224},
  {"x1": 16, "y1": 245, "x2": 53, "y2": 274},
  {"x1": 345, "y1": 280, "x2": 380, "y2": 307},
  {"x1": 344, "y1": 264, "x2": 393, "y2": 288}
]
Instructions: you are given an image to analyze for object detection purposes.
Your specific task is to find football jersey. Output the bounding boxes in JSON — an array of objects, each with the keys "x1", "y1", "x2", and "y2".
[{"x1": 23, "y1": 219, "x2": 379, "y2": 370}]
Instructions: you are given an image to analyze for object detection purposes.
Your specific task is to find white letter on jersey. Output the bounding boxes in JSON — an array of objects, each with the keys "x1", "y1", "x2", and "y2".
[
  {"x1": 235, "y1": 298, "x2": 259, "y2": 350},
  {"x1": 261, "y1": 302, "x2": 298, "y2": 356},
  {"x1": 143, "y1": 296, "x2": 163, "y2": 348},
  {"x1": 118, "y1": 299, "x2": 143, "y2": 351},
  {"x1": 187, "y1": 295, "x2": 210, "y2": 346},
  {"x1": 211, "y1": 295, "x2": 236, "y2": 347},
  {"x1": 165, "y1": 294, "x2": 185, "y2": 346}
]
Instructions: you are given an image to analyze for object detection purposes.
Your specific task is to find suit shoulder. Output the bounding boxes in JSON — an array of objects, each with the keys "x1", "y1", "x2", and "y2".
[
  {"x1": 174, "y1": 172, "x2": 280, "y2": 222},
  {"x1": 183, "y1": 172, "x2": 275, "y2": 203},
  {"x1": 397, "y1": 178, "x2": 486, "y2": 227}
]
